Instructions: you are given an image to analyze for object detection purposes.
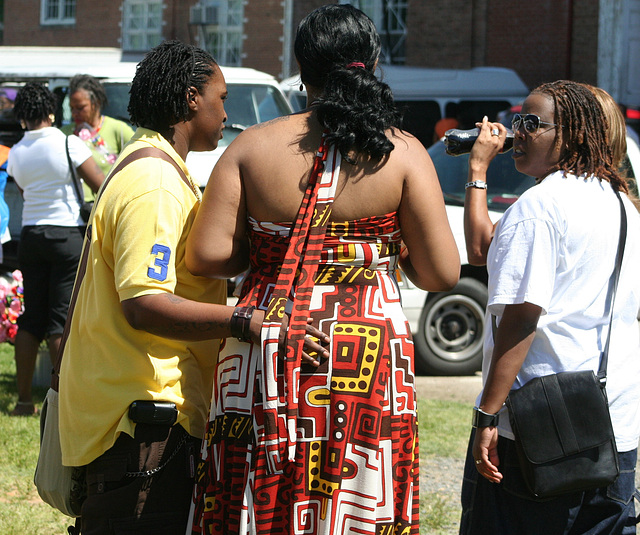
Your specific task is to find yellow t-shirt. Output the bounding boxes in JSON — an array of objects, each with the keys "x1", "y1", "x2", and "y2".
[{"x1": 59, "y1": 128, "x2": 226, "y2": 467}]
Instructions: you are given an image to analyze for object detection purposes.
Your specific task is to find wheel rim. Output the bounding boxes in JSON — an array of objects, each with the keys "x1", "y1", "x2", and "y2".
[{"x1": 422, "y1": 294, "x2": 484, "y2": 363}]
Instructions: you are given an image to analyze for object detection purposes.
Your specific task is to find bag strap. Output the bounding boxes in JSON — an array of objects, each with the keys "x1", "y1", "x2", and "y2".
[
  {"x1": 65, "y1": 136, "x2": 86, "y2": 207},
  {"x1": 51, "y1": 146, "x2": 195, "y2": 391},
  {"x1": 597, "y1": 190, "x2": 627, "y2": 384},
  {"x1": 260, "y1": 133, "x2": 341, "y2": 472}
]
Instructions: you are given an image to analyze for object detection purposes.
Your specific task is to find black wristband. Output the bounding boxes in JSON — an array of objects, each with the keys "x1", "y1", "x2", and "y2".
[
  {"x1": 230, "y1": 306, "x2": 256, "y2": 342},
  {"x1": 472, "y1": 406, "x2": 500, "y2": 428}
]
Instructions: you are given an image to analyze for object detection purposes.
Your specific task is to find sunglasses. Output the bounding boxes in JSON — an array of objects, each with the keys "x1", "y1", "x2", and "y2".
[{"x1": 511, "y1": 113, "x2": 564, "y2": 135}]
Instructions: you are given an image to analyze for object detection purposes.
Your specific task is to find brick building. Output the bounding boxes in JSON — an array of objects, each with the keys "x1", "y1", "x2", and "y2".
[{"x1": 0, "y1": 0, "x2": 632, "y2": 96}]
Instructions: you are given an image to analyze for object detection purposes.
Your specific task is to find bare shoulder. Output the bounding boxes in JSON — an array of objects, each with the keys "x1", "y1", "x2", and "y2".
[
  {"x1": 247, "y1": 113, "x2": 297, "y2": 132},
  {"x1": 226, "y1": 113, "x2": 313, "y2": 162},
  {"x1": 388, "y1": 128, "x2": 427, "y2": 155},
  {"x1": 383, "y1": 128, "x2": 433, "y2": 175},
  {"x1": 229, "y1": 114, "x2": 303, "y2": 147}
]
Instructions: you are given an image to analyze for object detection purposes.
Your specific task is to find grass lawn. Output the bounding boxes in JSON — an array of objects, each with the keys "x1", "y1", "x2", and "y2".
[
  {"x1": 0, "y1": 343, "x2": 470, "y2": 534},
  {"x1": 0, "y1": 343, "x2": 71, "y2": 533}
]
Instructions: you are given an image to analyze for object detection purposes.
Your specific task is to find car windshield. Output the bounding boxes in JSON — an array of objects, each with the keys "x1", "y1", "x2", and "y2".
[
  {"x1": 224, "y1": 84, "x2": 291, "y2": 128},
  {"x1": 56, "y1": 82, "x2": 292, "y2": 130},
  {"x1": 428, "y1": 140, "x2": 535, "y2": 212}
]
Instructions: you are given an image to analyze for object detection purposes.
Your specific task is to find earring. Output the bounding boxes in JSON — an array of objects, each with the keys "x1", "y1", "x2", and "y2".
[
  {"x1": 299, "y1": 84, "x2": 304, "y2": 92},
  {"x1": 49, "y1": 114, "x2": 55, "y2": 124}
]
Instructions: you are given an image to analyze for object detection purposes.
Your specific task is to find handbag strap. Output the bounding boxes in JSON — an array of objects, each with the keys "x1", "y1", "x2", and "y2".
[
  {"x1": 597, "y1": 190, "x2": 627, "y2": 384},
  {"x1": 260, "y1": 133, "x2": 342, "y2": 472},
  {"x1": 51, "y1": 146, "x2": 195, "y2": 391},
  {"x1": 65, "y1": 136, "x2": 86, "y2": 207}
]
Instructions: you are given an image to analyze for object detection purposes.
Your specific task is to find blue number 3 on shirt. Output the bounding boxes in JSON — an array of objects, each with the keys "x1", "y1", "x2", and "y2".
[{"x1": 148, "y1": 244, "x2": 171, "y2": 281}]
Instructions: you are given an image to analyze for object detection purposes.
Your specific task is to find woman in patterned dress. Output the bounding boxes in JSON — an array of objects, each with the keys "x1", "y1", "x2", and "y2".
[{"x1": 186, "y1": 4, "x2": 460, "y2": 534}]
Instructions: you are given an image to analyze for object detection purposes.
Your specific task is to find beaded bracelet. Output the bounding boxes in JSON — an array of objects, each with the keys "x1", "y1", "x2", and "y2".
[{"x1": 229, "y1": 306, "x2": 256, "y2": 342}]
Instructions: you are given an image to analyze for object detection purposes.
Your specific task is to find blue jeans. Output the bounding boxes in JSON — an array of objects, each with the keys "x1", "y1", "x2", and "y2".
[{"x1": 460, "y1": 429, "x2": 638, "y2": 535}]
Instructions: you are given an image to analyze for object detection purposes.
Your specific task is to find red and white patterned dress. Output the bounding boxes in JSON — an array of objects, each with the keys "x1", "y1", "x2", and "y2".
[{"x1": 190, "y1": 144, "x2": 419, "y2": 535}]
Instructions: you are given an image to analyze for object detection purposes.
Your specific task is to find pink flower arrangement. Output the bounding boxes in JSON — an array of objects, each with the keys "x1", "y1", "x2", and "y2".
[
  {"x1": 77, "y1": 128, "x2": 92, "y2": 141},
  {"x1": 76, "y1": 126, "x2": 117, "y2": 165},
  {"x1": 0, "y1": 270, "x2": 24, "y2": 344}
]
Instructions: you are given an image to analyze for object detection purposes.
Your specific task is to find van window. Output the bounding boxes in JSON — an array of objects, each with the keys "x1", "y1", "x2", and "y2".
[
  {"x1": 103, "y1": 83, "x2": 133, "y2": 124},
  {"x1": 395, "y1": 100, "x2": 441, "y2": 148},
  {"x1": 428, "y1": 142, "x2": 533, "y2": 212},
  {"x1": 225, "y1": 84, "x2": 290, "y2": 127},
  {"x1": 288, "y1": 92, "x2": 306, "y2": 112},
  {"x1": 395, "y1": 99, "x2": 514, "y2": 148},
  {"x1": 54, "y1": 84, "x2": 133, "y2": 127},
  {"x1": 457, "y1": 100, "x2": 512, "y2": 128},
  {"x1": 54, "y1": 82, "x2": 291, "y2": 130}
]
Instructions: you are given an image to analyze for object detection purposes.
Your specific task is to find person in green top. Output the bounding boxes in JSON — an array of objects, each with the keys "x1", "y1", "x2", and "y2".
[{"x1": 61, "y1": 74, "x2": 134, "y2": 198}]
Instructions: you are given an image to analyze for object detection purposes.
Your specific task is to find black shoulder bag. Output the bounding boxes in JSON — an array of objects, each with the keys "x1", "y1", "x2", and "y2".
[
  {"x1": 505, "y1": 190, "x2": 626, "y2": 500},
  {"x1": 65, "y1": 136, "x2": 94, "y2": 223}
]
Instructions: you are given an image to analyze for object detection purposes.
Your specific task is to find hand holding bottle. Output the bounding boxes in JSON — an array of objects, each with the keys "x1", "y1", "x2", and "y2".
[{"x1": 444, "y1": 117, "x2": 513, "y2": 156}]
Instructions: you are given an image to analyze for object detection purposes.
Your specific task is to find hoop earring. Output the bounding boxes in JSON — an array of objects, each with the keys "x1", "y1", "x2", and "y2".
[{"x1": 299, "y1": 84, "x2": 304, "y2": 92}]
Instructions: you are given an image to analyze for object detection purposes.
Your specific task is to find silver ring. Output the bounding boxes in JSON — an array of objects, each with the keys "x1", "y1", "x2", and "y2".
[
  {"x1": 475, "y1": 459, "x2": 482, "y2": 465},
  {"x1": 491, "y1": 128, "x2": 500, "y2": 137}
]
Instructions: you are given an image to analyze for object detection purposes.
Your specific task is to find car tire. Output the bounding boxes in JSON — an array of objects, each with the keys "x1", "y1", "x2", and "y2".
[{"x1": 414, "y1": 278, "x2": 487, "y2": 376}]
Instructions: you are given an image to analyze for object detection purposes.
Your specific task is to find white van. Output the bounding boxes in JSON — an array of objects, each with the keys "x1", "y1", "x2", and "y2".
[{"x1": 0, "y1": 46, "x2": 293, "y2": 266}]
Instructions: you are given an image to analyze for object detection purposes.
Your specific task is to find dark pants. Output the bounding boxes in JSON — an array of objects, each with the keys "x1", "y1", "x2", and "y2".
[
  {"x1": 81, "y1": 424, "x2": 200, "y2": 535},
  {"x1": 460, "y1": 429, "x2": 638, "y2": 535},
  {"x1": 17, "y1": 225, "x2": 84, "y2": 339}
]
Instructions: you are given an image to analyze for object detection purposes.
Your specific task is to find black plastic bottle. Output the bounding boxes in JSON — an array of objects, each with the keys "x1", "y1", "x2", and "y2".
[{"x1": 443, "y1": 127, "x2": 514, "y2": 156}]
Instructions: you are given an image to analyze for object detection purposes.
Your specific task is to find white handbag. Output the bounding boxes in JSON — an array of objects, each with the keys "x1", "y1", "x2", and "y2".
[{"x1": 34, "y1": 388, "x2": 85, "y2": 517}]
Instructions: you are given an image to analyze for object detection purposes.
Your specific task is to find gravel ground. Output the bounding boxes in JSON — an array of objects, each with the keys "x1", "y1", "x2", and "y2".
[
  {"x1": 415, "y1": 375, "x2": 479, "y2": 534},
  {"x1": 415, "y1": 373, "x2": 640, "y2": 534},
  {"x1": 420, "y1": 456, "x2": 465, "y2": 534}
]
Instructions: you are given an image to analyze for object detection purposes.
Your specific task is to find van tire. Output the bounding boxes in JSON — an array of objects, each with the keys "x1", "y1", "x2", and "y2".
[{"x1": 414, "y1": 278, "x2": 486, "y2": 376}]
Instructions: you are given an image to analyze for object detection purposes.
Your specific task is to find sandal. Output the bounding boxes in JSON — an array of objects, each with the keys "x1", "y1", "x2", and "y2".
[{"x1": 10, "y1": 401, "x2": 38, "y2": 416}]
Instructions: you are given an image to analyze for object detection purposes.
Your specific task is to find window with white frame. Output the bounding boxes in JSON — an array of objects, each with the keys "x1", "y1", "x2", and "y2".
[
  {"x1": 190, "y1": 1, "x2": 244, "y2": 66},
  {"x1": 340, "y1": 0, "x2": 407, "y2": 64},
  {"x1": 41, "y1": 0, "x2": 76, "y2": 25},
  {"x1": 122, "y1": 0, "x2": 164, "y2": 52}
]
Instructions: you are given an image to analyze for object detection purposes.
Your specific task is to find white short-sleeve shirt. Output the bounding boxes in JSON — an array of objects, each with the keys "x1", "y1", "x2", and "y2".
[
  {"x1": 7, "y1": 127, "x2": 92, "y2": 226},
  {"x1": 480, "y1": 171, "x2": 640, "y2": 451}
]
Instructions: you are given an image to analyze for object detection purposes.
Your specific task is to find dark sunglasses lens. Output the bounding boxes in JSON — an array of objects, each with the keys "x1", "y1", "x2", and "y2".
[
  {"x1": 512, "y1": 114, "x2": 522, "y2": 131},
  {"x1": 523, "y1": 115, "x2": 540, "y2": 134}
]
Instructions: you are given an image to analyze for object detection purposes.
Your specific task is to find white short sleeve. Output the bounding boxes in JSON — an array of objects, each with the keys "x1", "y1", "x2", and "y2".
[
  {"x1": 487, "y1": 201, "x2": 561, "y2": 317},
  {"x1": 66, "y1": 134, "x2": 93, "y2": 168}
]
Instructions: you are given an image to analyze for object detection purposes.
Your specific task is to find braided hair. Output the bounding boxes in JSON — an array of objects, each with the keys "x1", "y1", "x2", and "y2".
[
  {"x1": 69, "y1": 74, "x2": 108, "y2": 112},
  {"x1": 13, "y1": 82, "x2": 56, "y2": 124},
  {"x1": 533, "y1": 80, "x2": 628, "y2": 193},
  {"x1": 128, "y1": 40, "x2": 218, "y2": 132},
  {"x1": 294, "y1": 4, "x2": 400, "y2": 163}
]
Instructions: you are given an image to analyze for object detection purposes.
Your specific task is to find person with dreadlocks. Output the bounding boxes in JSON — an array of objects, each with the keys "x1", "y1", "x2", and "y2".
[
  {"x1": 459, "y1": 80, "x2": 640, "y2": 534},
  {"x1": 6, "y1": 83, "x2": 103, "y2": 417},
  {"x1": 57, "y1": 40, "x2": 328, "y2": 534}
]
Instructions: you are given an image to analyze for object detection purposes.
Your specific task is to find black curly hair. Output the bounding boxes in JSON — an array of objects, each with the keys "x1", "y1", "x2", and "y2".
[
  {"x1": 128, "y1": 40, "x2": 218, "y2": 132},
  {"x1": 13, "y1": 82, "x2": 56, "y2": 124},
  {"x1": 533, "y1": 80, "x2": 628, "y2": 193},
  {"x1": 294, "y1": 4, "x2": 400, "y2": 163},
  {"x1": 69, "y1": 74, "x2": 108, "y2": 111}
]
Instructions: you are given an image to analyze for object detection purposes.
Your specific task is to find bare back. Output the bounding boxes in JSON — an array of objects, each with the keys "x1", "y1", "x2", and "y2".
[
  {"x1": 235, "y1": 111, "x2": 408, "y2": 222},
  {"x1": 187, "y1": 110, "x2": 460, "y2": 292}
]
